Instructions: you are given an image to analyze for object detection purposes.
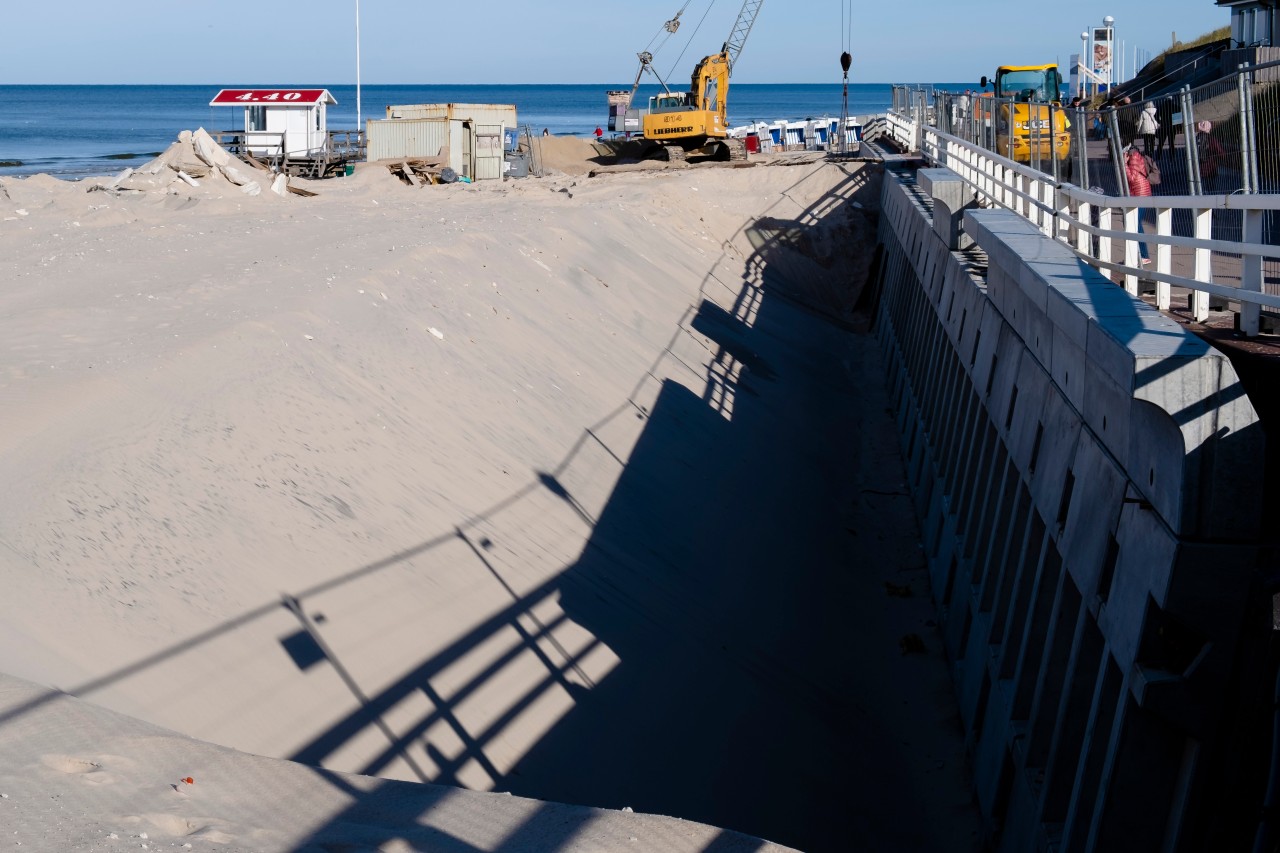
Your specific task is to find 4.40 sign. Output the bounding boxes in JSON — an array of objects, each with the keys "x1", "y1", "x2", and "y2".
[
  {"x1": 235, "y1": 91, "x2": 304, "y2": 101},
  {"x1": 209, "y1": 89, "x2": 329, "y2": 106}
]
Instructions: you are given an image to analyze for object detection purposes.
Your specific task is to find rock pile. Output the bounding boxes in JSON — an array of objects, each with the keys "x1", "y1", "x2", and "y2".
[{"x1": 93, "y1": 128, "x2": 289, "y2": 198}]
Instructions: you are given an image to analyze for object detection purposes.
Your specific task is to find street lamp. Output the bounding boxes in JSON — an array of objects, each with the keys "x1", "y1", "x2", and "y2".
[
  {"x1": 1081, "y1": 31, "x2": 1090, "y2": 99},
  {"x1": 1103, "y1": 16, "x2": 1116, "y2": 86}
]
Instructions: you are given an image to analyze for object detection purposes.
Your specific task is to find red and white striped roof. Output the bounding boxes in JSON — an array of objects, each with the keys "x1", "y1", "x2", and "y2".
[{"x1": 210, "y1": 89, "x2": 336, "y2": 106}]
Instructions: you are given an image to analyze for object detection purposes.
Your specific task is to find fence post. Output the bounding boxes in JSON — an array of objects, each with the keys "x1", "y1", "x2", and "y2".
[
  {"x1": 1239, "y1": 65, "x2": 1260, "y2": 194},
  {"x1": 1108, "y1": 108, "x2": 1128, "y2": 194},
  {"x1": 1123, "y1": 206, "x2": 1141, "y2": 295},
  {"x1": 1182, "y1": 86, "x2": 1202, "y2": 195},
  {"x1": 915, "y1": 91, "x2": 925, "y2": 154},
  {"x1": 1241, "y1": 208, "x2": 1263, "y2": 336},
  {"x1": 1155, "y1": 206, "x2": 1172, "y2": 310},
  {"x1": 1074, "y1": 108, "x2": 1090, "y2": 189},
  {"x1": 1192, "y1": 207, "x2": 1212, "y2": 322},
  {"x1": 1044, "y1": 103, "x2": 1054, "y2": 183}
]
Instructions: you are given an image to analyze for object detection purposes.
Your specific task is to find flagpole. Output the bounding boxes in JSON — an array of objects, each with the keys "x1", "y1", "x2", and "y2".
[{"x1": 355, "y1": 0, "x2": 363, "y2": 142}]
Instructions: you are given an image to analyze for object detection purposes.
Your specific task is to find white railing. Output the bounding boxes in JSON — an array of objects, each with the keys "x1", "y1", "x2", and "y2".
[{"x1": 886, "y1": 112, "x2": 1280, "y2": 336}]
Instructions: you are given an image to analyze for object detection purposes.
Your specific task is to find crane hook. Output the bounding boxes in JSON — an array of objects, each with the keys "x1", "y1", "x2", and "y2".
[{"x1": 840, "y1": 51, "x2": 852, "y2": 76}]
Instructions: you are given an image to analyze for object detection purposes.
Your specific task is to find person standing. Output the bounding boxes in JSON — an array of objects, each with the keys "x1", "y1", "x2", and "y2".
[
  {"x1": 1136, "y1": 102, "x2": 1159, "y2": 155},
  {"x1": 1125, "y1": 145, "x2": 1154, "y2": 265},
  {"x1": 1154, "y1": 98, "x2": 1176, "y2": 155},
  {"x1": 1197, "y1": 120, "x2": 1225, "y2": 192},
  {"x1": 594, "y1": 126, "x2": 604, "y2": 141}
]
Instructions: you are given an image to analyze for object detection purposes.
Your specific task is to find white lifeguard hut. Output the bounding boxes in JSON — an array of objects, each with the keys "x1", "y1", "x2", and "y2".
[{"x1": 210, "y1": 88, "x2": 337, "y2": 160}]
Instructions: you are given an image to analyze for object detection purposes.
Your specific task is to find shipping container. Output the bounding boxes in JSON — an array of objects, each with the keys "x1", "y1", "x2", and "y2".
[
  {"x1": 370, "y1": 104, "x2": 519, "y2": 181},
  {"x1": 385, "y1": 103, "x2": 517, "y2": 130},
  {"x1": 366, "y1": 118, "x2": 450, "y2": 163}
]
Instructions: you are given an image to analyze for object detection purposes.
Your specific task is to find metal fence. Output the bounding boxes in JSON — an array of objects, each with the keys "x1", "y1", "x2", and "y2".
[{"x1": 887, "y1": 59, "x2": 1280, "y2": 336}]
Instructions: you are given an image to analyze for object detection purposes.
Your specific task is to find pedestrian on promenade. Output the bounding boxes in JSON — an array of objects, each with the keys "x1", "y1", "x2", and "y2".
[
  {"x1": 1136, "y1": 102, "x2": 1159, "y2": 155},
  {"x1": 1197, "y1": 120, "x2": 1225, "y2": 192},
  {"x1": 1155, "y1": 98, "x2": 1176, "y2": 155},
  {"x1": 1114, "y1": 95, "x2": 1135, "y2": 146},
  {"x1": 1124, "y1": 145, "x2": 1154, "y2": 265}
]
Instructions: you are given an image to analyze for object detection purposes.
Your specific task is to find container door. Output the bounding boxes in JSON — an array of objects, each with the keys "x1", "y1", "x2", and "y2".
[
  {"x1": 449, "y1": 120, "x2": 469, "y2": 176},
  {"x1": 476, "y1": 124, "x2": 502, "y2": 180},
  {"x1": 461, "y1": 121, "x2": 474, "y2": 179}
]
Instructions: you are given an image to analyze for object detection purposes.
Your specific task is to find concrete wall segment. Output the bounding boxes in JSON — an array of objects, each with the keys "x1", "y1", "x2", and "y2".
[
  {"x1": 1050, "y1": 323, "x2": 1089, "y2": 419},
  {"x1": 873, "y1": 167, "x2": 1266, "y2": 848},
  {"x1": 961, "y1": 206, "x2": 1262, "y2": 541},
  {"x1": 1059, "y1": 432, "x2": 1127, "y2": 599},
  {"x1": 1080, "y1": 365, "x2": 1134, "y2": 472},
  {"x1": 1027, "y1": 385, "x2": 1082, "y2": 532},
  {"x1": 987, "y1": 323, "x2": 1024, "y2": 441}
]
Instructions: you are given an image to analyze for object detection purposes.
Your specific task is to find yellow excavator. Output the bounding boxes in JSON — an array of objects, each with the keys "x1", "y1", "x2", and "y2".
[
  {"x1": 611, "y1": 1, "x2": 764, "y2": 162},
  {"x1": 978, "y1": 64, "x2": 1072, "y2": 178}
]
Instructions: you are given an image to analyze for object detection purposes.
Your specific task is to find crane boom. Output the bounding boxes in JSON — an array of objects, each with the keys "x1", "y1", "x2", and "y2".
[
  {"x1": 614, "y1": 0, "x2": 766, "y2": 161},
  {"x1": 722, "y1": 0, "x2": 764, "y2": 75}
]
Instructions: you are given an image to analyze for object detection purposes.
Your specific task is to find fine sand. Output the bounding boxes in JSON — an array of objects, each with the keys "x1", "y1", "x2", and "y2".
[{"x1": 0, "y1": 138, "x2": 980, "y2": 851}]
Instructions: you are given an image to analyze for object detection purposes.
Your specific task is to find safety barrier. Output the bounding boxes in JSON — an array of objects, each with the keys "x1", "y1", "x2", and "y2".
[
  {"x1": 894, "y1": 129, "x2": 1280, "y2": 336},
  {"x1": 886, "y1": 71, "x2": 1280, "y2": 337},
  {"x1": 873, "y1": 163, "x2": 1267, "y2": 850}
]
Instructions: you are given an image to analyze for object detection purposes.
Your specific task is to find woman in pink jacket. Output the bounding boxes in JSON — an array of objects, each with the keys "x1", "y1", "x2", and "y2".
[{"x1": 1125, "y1": 145, "x2": 1153, "y2": 265}]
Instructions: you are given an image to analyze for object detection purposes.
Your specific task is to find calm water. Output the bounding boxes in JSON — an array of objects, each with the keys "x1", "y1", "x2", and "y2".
[{"x1": 0, "y1": 83, "x2": 965, "y2": 179}]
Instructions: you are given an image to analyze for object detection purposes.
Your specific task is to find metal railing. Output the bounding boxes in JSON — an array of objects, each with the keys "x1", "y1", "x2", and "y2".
[{"x1": 887, "y1": 61, "x2": 1280, "y2": 336}]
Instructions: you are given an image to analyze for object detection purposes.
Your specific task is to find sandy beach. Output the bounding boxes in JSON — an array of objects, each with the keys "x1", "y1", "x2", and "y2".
[{"x1": 0, "y1": 138, "x2": 979, "y2": 851}]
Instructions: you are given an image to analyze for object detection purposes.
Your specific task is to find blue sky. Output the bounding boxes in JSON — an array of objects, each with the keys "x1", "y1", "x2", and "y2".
[{"x1": 1, "y1": 0, "x2": 1230, "y2": 85}]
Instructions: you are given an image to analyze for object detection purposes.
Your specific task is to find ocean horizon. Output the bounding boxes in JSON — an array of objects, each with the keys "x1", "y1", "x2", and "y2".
[{"x1": 0, "y1": 83, "x2": 972, "y2": 179}]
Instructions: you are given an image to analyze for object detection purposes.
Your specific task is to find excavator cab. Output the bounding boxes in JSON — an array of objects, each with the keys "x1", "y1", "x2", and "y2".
[{"x1": 650, "y1": 92, "x2": 692, "y2": 113}]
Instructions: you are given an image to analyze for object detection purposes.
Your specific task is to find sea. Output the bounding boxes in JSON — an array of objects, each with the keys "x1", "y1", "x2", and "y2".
[{"x1": 0, "y1": 83, "x2": 967, "y2": 181}]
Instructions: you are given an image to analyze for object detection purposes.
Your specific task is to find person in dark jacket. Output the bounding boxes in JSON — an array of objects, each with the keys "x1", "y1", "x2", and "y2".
[{"x1": 1154, "y1": 98, "x2": 1176, "y2": 156}]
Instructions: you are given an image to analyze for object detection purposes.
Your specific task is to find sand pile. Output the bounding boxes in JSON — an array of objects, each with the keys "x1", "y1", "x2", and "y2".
[
  {"x1": 0, "y1": 173, "x2": 85, "y2": 218},
  {"x1": 0, "y1": 157, "x2": 977, "y2": 850},
  {"x1": 92, "y1": 128, "x2": 287, "y2": 198},
  {"x1": 528, "y1": 135, "x2": 608, "y2": 175}
]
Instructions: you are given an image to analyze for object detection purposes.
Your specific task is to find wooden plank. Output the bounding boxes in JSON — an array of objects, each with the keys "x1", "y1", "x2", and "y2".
[{"x1": 401, "y1": 160, "x2": 419, "y2": 187}]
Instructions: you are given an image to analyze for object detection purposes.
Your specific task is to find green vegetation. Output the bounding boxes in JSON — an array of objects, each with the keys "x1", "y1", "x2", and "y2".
[{"x1": 1164, "y1": 26, "x2": 1232, "y2": 57}]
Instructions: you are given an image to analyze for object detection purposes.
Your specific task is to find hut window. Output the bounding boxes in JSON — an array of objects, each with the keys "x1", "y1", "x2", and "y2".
[{"x1": 248, "y1": 106, "x2": 267, "y2": 132}]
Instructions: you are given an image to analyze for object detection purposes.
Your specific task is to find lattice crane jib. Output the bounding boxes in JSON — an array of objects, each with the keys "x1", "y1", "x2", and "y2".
[{"x1": 722, "y1": 0, "x2": 764, "y2": 75}]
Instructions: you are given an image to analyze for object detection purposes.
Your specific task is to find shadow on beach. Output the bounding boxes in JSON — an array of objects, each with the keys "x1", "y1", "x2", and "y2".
[{"x1": 3, "y1": 161, "x2": 980, "y2": 852}]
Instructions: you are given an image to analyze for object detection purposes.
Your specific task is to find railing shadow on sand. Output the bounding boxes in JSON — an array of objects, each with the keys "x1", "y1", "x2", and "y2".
[{"x1": 0, "y1": 160, "x2": 977, "y2": 852}]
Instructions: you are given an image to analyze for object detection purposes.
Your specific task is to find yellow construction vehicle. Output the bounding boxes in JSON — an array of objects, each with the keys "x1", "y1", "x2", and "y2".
[
  {"x1": 979, "y1": 64, "x2": 1072, "y2": 177},
  {"x1": 642, "y1": 51, "x2": 739, "y2": 161},
  {"x1": 611, "y1": 1, "x2": 763, "y2": 162}
]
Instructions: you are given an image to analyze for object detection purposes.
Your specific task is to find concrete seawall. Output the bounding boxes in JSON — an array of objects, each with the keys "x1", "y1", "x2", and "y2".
[{"x1": 873, "y1": 165, "x2": 1269, "y2": 850}]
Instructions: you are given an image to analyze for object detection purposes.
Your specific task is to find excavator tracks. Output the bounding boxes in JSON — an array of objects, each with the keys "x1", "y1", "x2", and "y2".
[
  {"x1": 724, "y1": 138, "x2": 748, "y2": 161},
  {"x1": 661, "y1": 145, "x2": 688, "y2": 163}
]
